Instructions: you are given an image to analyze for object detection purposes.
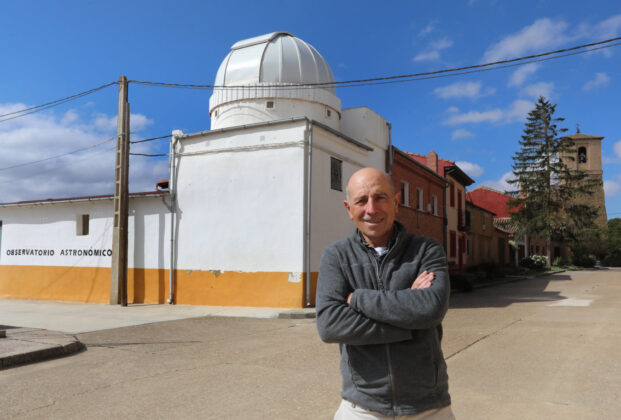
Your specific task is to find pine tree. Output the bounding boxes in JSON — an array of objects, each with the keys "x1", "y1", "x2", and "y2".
[{"x1": 507, "y1": 97, "x2": 600, "y2": 266}]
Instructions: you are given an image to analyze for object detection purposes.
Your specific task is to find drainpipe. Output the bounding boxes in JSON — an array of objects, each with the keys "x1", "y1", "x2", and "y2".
[
  {"x1": 443, "y1": 183, "x2": 448, "y2": 256},
  {"x1": 305, "y1": 120, "x2": 313, "y2": 307},
  {"x1": 167, "y1": 131, "x2": 180, "y2": 304},
  {"x1": 386, "y1": 122, "x2": 393, "y2": 175}
]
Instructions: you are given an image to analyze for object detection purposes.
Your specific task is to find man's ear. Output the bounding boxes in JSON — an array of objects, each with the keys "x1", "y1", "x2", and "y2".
[
  {"x1": 343, "y1": 200, "x2": 354, "y2": 220},
  {"x1": 394, "y1": 192, "x2": 401, "y2": 214}
]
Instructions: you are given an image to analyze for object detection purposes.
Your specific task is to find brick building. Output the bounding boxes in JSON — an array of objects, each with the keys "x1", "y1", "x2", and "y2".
[
  {"x1": 406, "y1": 151, "x2": 474, "y2": 273},
  {"x1": 389, "y1": 147, "x2": 447, "y2": 246}
]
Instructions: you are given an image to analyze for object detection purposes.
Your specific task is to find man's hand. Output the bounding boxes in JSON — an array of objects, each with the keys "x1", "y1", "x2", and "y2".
[{"x1": 411, "y1": 270, "x2": 434, "y2": 289}]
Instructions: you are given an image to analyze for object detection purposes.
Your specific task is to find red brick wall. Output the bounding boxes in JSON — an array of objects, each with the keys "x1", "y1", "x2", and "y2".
[{"x1": 390, "y1": 152, "x2": 446, "y2": 247}]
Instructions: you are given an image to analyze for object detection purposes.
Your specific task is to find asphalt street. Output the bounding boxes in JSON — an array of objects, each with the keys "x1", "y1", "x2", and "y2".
[{"x1": 1, "y1": 268, "x2": 619, "y2": 419}]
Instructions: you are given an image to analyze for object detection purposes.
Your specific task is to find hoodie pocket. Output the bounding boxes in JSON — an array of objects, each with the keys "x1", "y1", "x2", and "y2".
[{"x1": 346, "y1": 344, "x2": 391, "y2": 400}]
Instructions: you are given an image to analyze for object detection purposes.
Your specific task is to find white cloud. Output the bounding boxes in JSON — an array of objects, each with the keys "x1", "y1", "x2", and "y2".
[
  {"x1": 456, "y1": 161, "x2": 484, "y2": 178},
  {"x1": 443, "y1": 99, "x2": 533, "y2": 125},
  {"x1": 418, "y1": 22, "x2": 436, "y2": 37},
  {"x1": 520, "y1": 82, "x2": 554, "y2": 100},
  {"x1": 604, "y1": 180, "x2": 621, "y2": 197},
  {"x1": 582, "y1": 72, "x2": 611, "y2": 91},
  {"x1": 508, "y1": 63, "x2": 540, "y2": 87},
  {"x1": 483, "y1": 18, "x2": 571, "y2": 62},
  {"x1": 595, "y1": 14, "x2": 621, "y2": 39},
  {"x1": 413, "y1": 51, "x2": 440, "y2": 62},
  {"x1": 433, "y1": 81, "x2": 495, "y2": 99},
  {"x1": 446, "y1": 106, "x2": 460, "y2": 113},
  {"x1": 614, "y1": 140, "x2": 621, "y2": 158},
  {"x1": 451, "y1": 129, "x2": 475, "y2": 140},
  {"x1": 413, "y1": 37, "x2": 453, "y2": 62},
  {"x1": 482, "y1": 171, "x2": 516, "y2": 193},
  {"x1": 94, "y1": 113, "x2": 154, "y2": 132},
  {"x1": 444, "y1": 109, "x2": 504, "y2": 125},
  {"x1": 0, "y1": 104, "x2": 166, "y2": 203}
]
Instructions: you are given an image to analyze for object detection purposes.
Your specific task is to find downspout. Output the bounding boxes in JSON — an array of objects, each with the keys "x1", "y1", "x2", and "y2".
[
  {"x1": 443, "y1": 182, "x2": 448, "y2": 256},
  {"x1": 167, "y1": 131, "x2": 180, "y2": 304},
  {"x1": 386, "y1": 122, "x2": 393, "y2": 175},
  {"x1": 305, "y1": 120, "x2": 313, "y2": 307}
]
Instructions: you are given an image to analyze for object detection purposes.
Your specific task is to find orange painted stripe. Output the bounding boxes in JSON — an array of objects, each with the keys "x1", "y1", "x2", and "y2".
[{"x1": 0, "y1": 265, "x2": 317, "y2": 308}]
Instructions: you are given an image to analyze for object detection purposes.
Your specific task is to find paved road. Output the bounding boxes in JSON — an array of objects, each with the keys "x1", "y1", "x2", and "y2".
[{"x1": 1, "y1": 269, "x2": 619, "y2": 419}]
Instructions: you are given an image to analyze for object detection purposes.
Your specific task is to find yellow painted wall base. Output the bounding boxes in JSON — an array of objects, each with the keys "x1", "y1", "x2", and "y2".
[{"x1": 0, "y1": 265, "x2": 317, "y2": 308}]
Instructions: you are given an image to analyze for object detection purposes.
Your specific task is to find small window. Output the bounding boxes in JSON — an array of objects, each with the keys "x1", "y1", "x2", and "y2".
[
  {"x1": 432, "y1": 195, "x2": 438, "y2": 216},
  {"x1": 77, "y1": 214, "x2": 89, "y2": 236},
  {"x1": 330, "y1": 157, "x2": 342, "y2": 191},
  {"x1": 326, "y1": 109, "x2": 332, "y2": 118},
  {"x1": 266, "y1": 100, "x2": 275, "y2": 109},
  {"x1": 450, "y1": 182, "x2": 455, "y2": 208},
  {"x1": 578, "y1": 146, "x2": 587, "y2": 163},
  {"x1": 214, "y1": 109, "x2": 218, "y2": 117},
  {"x1": 400, "y1": 181, "x2": 409, "y2": 206},
  {"x1": 417, "y1": 188, "x2": 424, "y2": 211}
]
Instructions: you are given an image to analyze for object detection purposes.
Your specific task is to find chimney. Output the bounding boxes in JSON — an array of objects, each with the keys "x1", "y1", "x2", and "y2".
[{"x1": 427, "y1": 150, "x2": 438, "y2": 173}]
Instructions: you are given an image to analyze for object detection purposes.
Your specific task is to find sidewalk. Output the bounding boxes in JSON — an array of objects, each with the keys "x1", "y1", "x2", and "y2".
[{"x1": 0, "y1": 298, "x2": 315, "y2": 370}]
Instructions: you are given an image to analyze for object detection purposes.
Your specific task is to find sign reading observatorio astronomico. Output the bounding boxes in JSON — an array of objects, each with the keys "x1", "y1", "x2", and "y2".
[{"x1": 5, "y1": 248, "x2": 113, "y2": 257}]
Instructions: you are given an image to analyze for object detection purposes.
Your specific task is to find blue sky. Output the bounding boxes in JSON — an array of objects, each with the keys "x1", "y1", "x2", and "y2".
[{"x1": 1, "y1": 1, "x2": 620, "y2": 219}]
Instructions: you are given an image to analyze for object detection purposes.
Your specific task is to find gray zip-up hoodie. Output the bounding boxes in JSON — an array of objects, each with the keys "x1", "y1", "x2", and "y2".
[{"x1": 316, "y1": 223, "x2": 451, "y2": 416}]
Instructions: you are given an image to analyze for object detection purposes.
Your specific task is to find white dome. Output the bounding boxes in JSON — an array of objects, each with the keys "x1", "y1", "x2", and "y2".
[
  {"x1": 209, "y1": 32, "x2": 341, "y2": 130},
  {"x1": 214, "y1": 31, "x2": 336, "y2": 93}
]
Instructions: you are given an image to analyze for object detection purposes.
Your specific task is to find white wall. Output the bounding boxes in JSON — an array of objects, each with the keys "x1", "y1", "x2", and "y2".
[
  {"x1": 0, "y1": 196, "x2": 170, "y2": 269},
  {"x1": 308, "y1": 124, "x2": 383, "y2": 270},
  {"x1": 174, "y1": 121, "x2": 307, "y2": 273}
]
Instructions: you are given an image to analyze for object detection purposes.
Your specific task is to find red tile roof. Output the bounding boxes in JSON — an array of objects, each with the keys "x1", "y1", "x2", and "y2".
[{"x1": 466, "y1": 186, "x2": 518, "y2": 218}]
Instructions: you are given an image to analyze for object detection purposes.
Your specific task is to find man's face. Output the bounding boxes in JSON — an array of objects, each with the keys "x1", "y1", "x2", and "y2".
[{"x1": 344, "y1": 168, "x2": 399, "y2": 248}]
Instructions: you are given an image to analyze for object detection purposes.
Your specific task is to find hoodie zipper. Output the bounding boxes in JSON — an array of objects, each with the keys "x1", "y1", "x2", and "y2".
[{"x1": 370, "y1": 247, "x2": 399, "y2": 414}]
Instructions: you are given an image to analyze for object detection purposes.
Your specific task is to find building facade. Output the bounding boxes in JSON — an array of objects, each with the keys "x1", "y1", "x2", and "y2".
[
  {"x1": 0, "y1": 32, "x2": 396, "y2": 308},
  {"x1": 407, "y1": 151, "x2": 474, "y2": 273},
  {"x1": 389, "y1": 148, "x2": 446, "y2": 246}
]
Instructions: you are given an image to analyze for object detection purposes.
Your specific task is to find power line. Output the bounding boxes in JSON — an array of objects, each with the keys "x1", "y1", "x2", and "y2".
[
  {"x1": 129, "y1": 152, "x2": 168, "y2": 157},
  {"x1": 128, "y1": 36, "x2": 621, "y2": 90},
  {"x1": 130, "y1": 134, "x2": 171, "y2": 144},
  {"x1": 0, "y1": 136, "x2": 116, "y2": 172},
  {"x1": 0, "y1": 82, "x2": 117, "y2": 123}
]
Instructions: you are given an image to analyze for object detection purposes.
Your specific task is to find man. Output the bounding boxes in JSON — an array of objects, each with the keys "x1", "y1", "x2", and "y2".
[{"x1": 316, "y1": 167, "x2": 454, "y2": 419}]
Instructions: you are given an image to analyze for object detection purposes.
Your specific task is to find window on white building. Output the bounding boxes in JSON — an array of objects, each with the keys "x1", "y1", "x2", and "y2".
[
  {"x1": 417, "y1": 188, "x2": 424, "y2": 211},
  {"x1": 77, "y1": 214, "x2": 89, "y2": 236},
  {"x1": 330, "y1": 157, "x2": 342, "y2": 191},
  {"x1": 400, "y1": 181, "x2": 409, "y2": 206}
]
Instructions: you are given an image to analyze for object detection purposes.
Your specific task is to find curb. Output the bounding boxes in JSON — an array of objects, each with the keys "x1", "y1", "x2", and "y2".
[
  {"x1": 0, "y1": 328, "x2": 86, "y2": 370},
  {"x1": 277, "y1": 309, "x2": 316, "y2": 319}
]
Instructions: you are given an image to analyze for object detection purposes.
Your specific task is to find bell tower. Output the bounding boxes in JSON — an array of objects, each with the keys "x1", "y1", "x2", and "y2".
[{"x1": 563, "y1": 133, "x2": 607, "y2": 227}]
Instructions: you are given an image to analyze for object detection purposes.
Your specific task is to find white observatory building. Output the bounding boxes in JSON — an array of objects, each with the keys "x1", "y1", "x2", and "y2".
[{"x1": 0, "y1": 32, "x2": 392, "y2": 308}]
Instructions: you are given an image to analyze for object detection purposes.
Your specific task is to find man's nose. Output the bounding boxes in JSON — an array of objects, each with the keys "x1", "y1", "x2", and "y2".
[{"x1": 365, "y1": 198, "x2": 379, "y2": 214}]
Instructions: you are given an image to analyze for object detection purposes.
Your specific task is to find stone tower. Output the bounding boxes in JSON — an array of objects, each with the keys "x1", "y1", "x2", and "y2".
[{"x1": 562, "y1": 133, "x2": 607, "y2": 227}]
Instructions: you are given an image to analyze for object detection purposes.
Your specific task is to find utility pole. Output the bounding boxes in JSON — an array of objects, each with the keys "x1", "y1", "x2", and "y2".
[{"x1": 110, "y1": 76, "x2": 129, "y2": 306}]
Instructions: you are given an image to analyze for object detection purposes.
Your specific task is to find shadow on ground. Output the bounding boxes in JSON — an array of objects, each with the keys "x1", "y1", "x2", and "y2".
[{"x1": 449, "y1": 273, "x2": 570, "y2": 309}]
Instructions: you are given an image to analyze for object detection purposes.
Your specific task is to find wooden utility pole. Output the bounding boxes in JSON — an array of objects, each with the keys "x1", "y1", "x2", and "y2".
[{"x1": 110, "y1": 76, "x2": 130, "y2": 306}]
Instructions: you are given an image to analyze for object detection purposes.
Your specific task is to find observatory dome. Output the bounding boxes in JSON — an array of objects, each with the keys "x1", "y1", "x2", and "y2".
[{"x1": 209, "y1": 32, "x2": 341, "y2": 130}]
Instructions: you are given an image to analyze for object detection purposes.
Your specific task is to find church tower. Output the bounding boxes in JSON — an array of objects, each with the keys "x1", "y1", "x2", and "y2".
[{"x1": 563, "y1": 133, "x2": 607, "y2": 227}]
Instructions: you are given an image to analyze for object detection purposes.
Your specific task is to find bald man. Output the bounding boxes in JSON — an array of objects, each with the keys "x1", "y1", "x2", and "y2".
[{"x1": 316, "y1": 168, "x2": 454, "y2": 419}]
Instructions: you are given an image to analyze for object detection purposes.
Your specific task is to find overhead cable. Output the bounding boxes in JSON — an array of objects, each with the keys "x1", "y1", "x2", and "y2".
[
  {"x1": 0, "y1": 136, "x2": 116, "y2": 172},
  {"x1": 0, "y1": 82, "x2": 118, "y2": 123},
  {"x1": 130, "y1": 134, "x2": 171, "y2": 144},
  {"x1": 128, "y1": 36, "x2": 621, "y2": 90},
  {"x1": 129, "y1": 152, "x2": 169, "y2": 157}
]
